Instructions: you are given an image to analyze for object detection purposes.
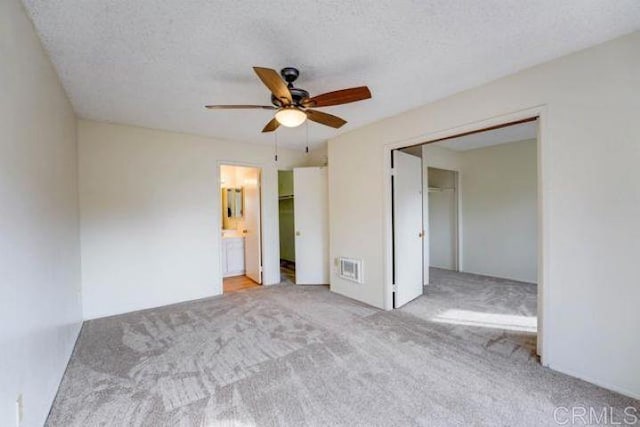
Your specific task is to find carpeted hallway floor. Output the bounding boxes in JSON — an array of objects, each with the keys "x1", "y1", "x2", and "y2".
[{"x1": 46, "y1": 270, "x2": 639, "y2": 426}]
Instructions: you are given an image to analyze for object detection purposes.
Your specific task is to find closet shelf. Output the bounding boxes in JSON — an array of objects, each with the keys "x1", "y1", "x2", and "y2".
[{"x1": 428, "y1": 187, "x2": 455, "y2": 192}]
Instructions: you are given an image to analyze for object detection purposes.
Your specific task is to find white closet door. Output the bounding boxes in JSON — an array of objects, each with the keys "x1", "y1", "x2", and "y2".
[
  {"x1": 393, "y1": 150, "x2": 424, "y2": 307},
  {"x1": 294, "y1": 167, "x2": 329, "y2": 285}
]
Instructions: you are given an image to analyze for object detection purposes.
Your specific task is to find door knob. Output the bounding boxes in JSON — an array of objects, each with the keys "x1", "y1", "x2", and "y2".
[
  {"x1": 295, "y1": 231, "x2": 301, "y2": 236},
  {"x1": 419, "y1": 231, "x2": 424, "y2": 238}
]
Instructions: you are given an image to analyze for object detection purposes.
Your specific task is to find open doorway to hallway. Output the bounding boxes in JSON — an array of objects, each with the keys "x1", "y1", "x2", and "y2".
[
  {"x1": 220, "y1": 164, "x2": 262, "y2": 293},
  {"x1": 393, "y1": 118, "x2": 540, "y2": 358}
]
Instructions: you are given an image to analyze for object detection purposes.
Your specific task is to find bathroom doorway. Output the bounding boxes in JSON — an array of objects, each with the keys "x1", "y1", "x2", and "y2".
[{"x1": 220, "y1": 164, "x2": 262, "y2": 293}]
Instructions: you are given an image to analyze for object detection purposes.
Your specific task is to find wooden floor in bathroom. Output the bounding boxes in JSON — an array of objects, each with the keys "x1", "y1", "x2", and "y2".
[{"x1": 223, "y1": 275, "x2": 260, "y2": 293}]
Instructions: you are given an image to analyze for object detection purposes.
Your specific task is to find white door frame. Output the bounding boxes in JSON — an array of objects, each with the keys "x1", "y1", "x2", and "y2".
[
  {"x1": 216, "y1": 160, "x2": 264, "y2": 294},
  {"x1": 382, "y1": 105, "x2": 549, "y2": 364}
]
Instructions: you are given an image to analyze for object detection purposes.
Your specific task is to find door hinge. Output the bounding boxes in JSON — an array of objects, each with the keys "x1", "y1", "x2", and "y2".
[
  {"x1": 259, "y1": 266, "x2": 263, "y2": 273},
  {"x1": 390, "y1": 167, "x2": 396, "y2": 176},
  {"x1": 392, "y1": 284, "x2": 398, "y2": 292}
]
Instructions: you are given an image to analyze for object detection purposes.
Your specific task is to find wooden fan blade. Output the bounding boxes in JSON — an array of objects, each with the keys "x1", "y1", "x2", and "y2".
[
  {"x1": 253, "y1": 67, "x2": 292, "y2": 105},
  {"x1": 205, "y1": 105, "x2": 276, "y2": 110},
  {"x1": 303, "y1": 86, "x2": 371, "y2": 108},
  {"x1": 262, "y1": 117, "x2": 280, "y2": 133},
  {"x1": 306, "y1": 109, "x2": 347, "y2": 129}
]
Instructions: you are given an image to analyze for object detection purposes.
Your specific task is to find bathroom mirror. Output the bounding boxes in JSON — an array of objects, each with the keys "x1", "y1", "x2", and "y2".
[{"x1": 223, "y1": 188, "x2": 243, "y2": 219}]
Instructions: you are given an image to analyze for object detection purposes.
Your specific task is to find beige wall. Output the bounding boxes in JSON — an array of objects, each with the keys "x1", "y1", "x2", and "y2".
[
  {"x1": 304, "y1": 144, "x2": 328, "y2": 167},
  {"x1": 460, "y1": 140, "x2": 537, "y2": 283},
  {"x1": 78, "y1": 120, "x2": 314, "y2": 319},
  {"x1": 422, "y1": 141, "x2": 537, "y2": 283},
  {"x1": 0, "y1": 0, "x2": 82, "y2": 425},
  {"x1": 328, "y1": 32, "x2": 640, "y2": 397},
  {"x1": 423, "y1": 140, "x2": 537, "y2": 282}
]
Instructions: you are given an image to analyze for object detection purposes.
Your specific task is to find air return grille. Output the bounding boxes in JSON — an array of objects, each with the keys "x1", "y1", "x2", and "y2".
[{"x1": 338, "y1": 257, "x2": 363, "y2": 283}]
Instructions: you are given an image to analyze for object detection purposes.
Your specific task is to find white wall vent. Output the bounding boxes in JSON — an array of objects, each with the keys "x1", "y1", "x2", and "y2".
[{"x1": 338, "y1": 257, "x2": 363, "y2": 284}]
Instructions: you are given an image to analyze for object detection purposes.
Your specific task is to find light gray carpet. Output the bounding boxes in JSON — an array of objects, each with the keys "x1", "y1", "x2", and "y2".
[
  {"x1": 47, "y1": 270, "x2": 639, "y2": 426},
  {"x1": 418, "y1": 268, "x2": 538, "y2": 360}
]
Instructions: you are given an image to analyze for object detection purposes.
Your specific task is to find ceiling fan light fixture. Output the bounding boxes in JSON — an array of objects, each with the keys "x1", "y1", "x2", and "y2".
[
  {"x1": 275, "y1": 107, "x2": 307, "y2": 128},
  {"x1": 205, "y1": 67, "x2": 370, "y2": 132}
]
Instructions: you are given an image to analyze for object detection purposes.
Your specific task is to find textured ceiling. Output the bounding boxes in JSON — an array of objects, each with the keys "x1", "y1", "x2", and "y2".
[
  {"x1": 402, "y1": 121, "x2": 537, "y2": 157},
  {"x1": 435, "y1": 121, "x2": 538, "y2": 151},
  {"x1": 22, "y1": 1, "x2": 640, "y2": 150}
]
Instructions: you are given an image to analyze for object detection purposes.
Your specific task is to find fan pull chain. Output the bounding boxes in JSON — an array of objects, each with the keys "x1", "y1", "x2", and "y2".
[
  {"x1": 274, "y1": 130, "x2": 278, "y2": 162},
  {"x1": 305, "y1": 121, "x2": 309, "y2": 154}
]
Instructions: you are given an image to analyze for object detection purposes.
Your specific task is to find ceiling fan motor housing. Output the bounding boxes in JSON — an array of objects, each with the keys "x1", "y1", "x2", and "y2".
[
  {"x1": 270, "y1": 67, "x2": 309, "y2": 107},
  {"x1": 270, "y1": 88, "x2": 309, "y2": 107},
  {"x1": 280, "y1": 67, "x2": 299, "y2": 84}
]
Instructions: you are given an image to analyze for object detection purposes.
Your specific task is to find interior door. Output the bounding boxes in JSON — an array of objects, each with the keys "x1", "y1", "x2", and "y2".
[
  {"x1": 393, "y1": 150, "x2": 423, "y2": 307},
  {"x1": 243, "y1": 167, "x2": 262, "y2": 284},
  {"x1": 294, "y1": 167, "x2": 329, "y2": 285}
]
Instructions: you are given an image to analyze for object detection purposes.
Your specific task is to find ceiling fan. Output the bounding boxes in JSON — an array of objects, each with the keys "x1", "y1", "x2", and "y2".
[{"x1": 205, "y1": 67, "x2": 371, "y2": 133}]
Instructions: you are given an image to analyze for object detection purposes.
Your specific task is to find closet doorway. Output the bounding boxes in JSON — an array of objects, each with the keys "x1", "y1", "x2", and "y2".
[
  {"x1": 427, "y1": 167, "x2": 459, "y2": 272},
  {"x1": 278, "y1": 166, "x2": 330, "y2": 285},
  {"x1": 278, "y1": 170, "x2": 296, "y2": 283}
]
